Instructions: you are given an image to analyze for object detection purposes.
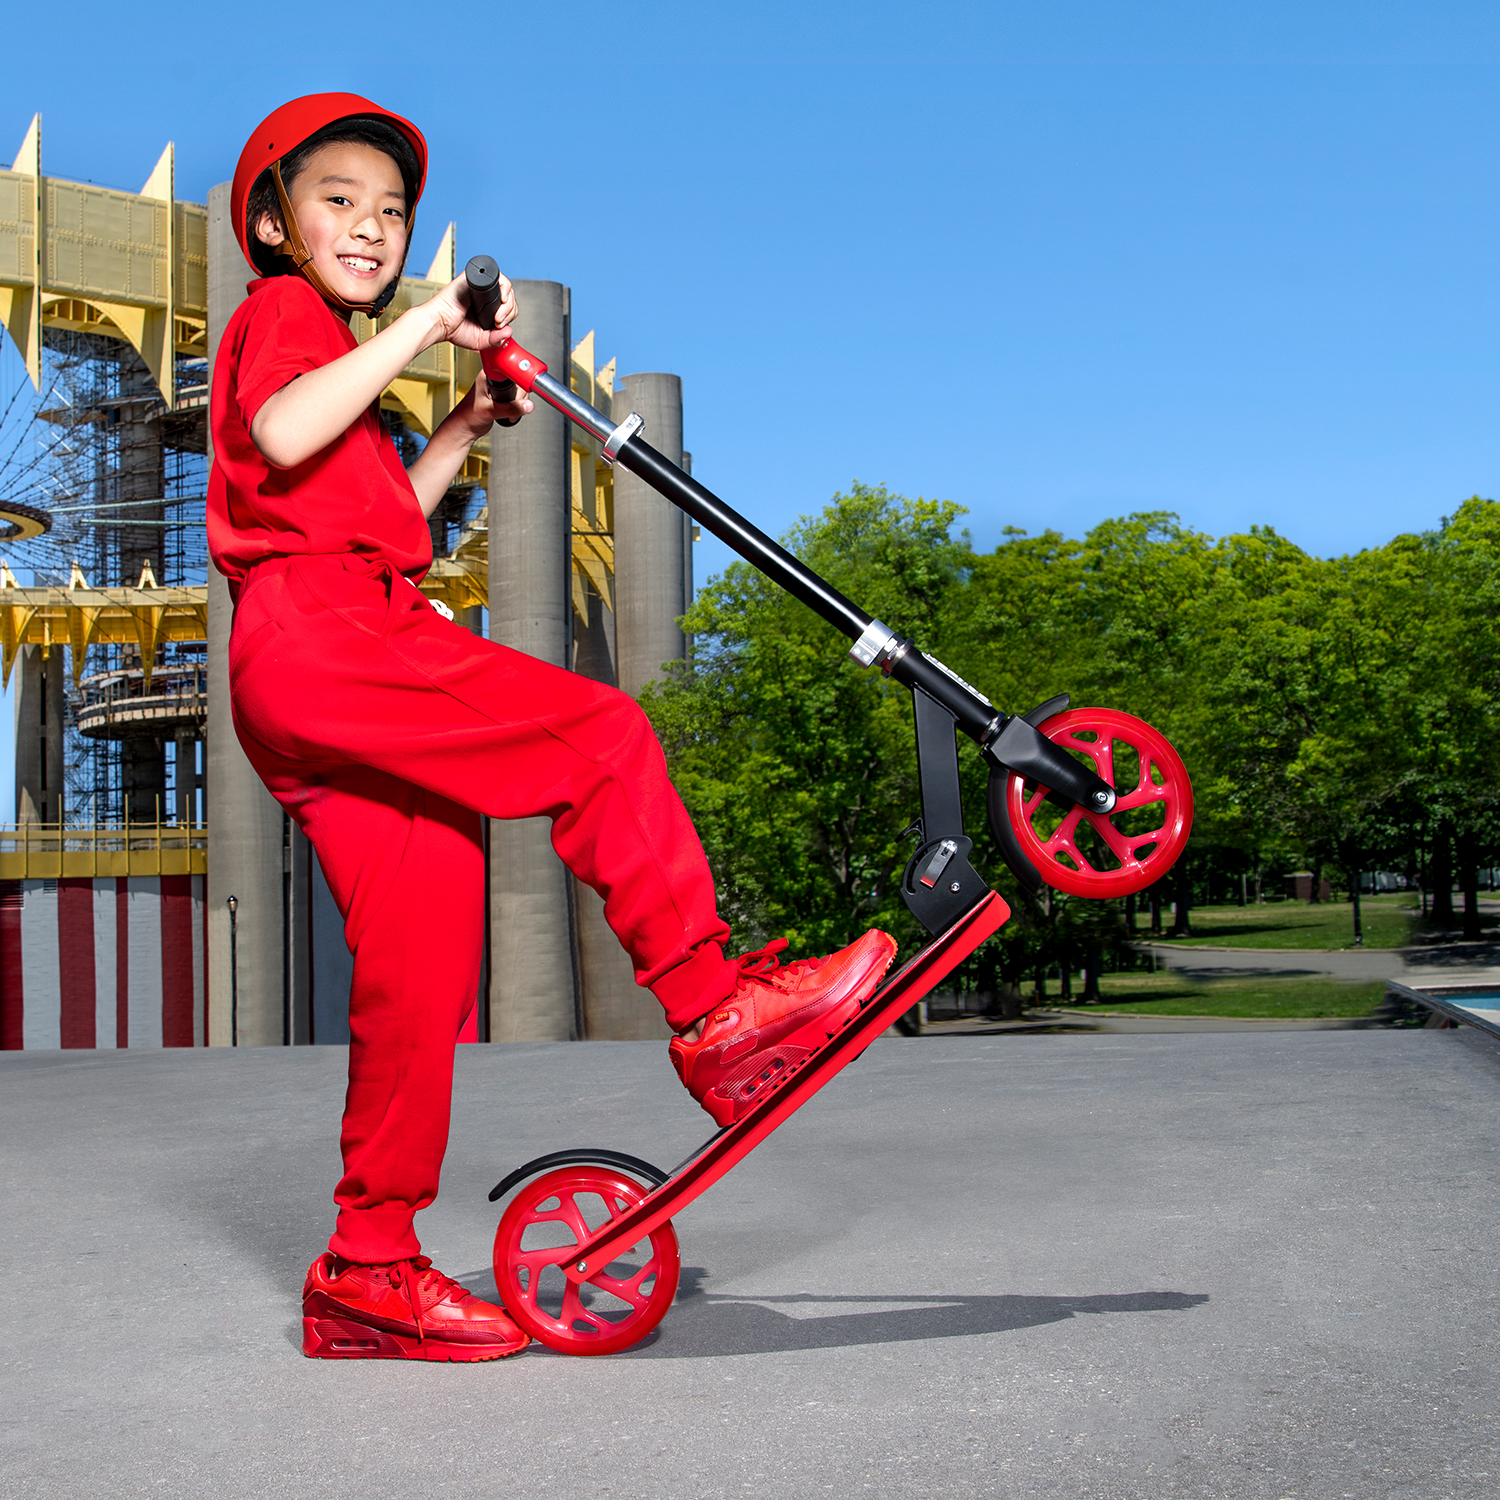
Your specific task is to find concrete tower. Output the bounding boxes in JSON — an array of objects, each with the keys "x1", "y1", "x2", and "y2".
[
  {"x1": 486, "y1": 280, "x2": 581, "y2": 1041},
  {"x1": 204, "y1": 182, "x2": 306, "y2": 1048},
  {"x1": 13, "y1": 646, "x2": 66, "y2": 826},
  {"x1": 612, "y1": 373, "x2": 689, "y2": 699},
  {"x1": 568, "y1": 372, "x2": 693, "y2": 1039}
]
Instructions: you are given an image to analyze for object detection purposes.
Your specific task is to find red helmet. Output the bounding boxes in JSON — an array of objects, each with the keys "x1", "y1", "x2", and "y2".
[{"x1": 230, "y1": 92, "x2": 429, "y2": 312}]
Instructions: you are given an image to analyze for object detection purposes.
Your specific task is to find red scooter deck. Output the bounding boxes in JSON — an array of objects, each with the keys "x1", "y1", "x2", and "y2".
[{"x1": 560, "y1": 892, "x2": 1010, "y2": 1282}]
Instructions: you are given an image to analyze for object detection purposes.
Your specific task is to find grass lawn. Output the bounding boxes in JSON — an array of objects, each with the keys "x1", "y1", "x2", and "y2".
[
  {"x1": 1136, "y1": 893, "x2": 1418, "y2": 951},
  {"x1": 1056, "y1": 970, "x2": 1390, "y2": 1019}
]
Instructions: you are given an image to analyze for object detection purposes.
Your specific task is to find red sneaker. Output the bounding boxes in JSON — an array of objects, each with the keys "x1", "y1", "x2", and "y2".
[
  {"x1": 670, "y1": 929, "x2": 898, "y2": 1128},
  {"x1": 302, "y1": 1253, "x2": 530, "y2": 1362}
]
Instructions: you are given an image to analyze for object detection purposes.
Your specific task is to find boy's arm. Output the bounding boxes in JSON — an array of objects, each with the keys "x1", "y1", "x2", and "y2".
[
  {"x1": 250, "y1": 274, "x2": 517, "y2": 470},
  {"x1": 406, "y1": 376, "x2": 533, "y2": 517}
]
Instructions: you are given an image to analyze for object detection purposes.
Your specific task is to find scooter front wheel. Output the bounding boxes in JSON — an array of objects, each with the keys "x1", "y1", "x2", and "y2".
[
  {"x1": 996, "y1": 707, "x2": 1193, "y2": 898},
  {"x1": 493, "y1": 1166, "x2": 680, "y2": 1355}
]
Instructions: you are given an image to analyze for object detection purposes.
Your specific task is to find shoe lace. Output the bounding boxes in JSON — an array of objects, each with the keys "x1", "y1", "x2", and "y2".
[
  {"x1": 386, "y1": 1256, "x2": 467, "y2": 1345},
  {"x1": 733, "y1": 939, "x2": 824, "y2": 993}
]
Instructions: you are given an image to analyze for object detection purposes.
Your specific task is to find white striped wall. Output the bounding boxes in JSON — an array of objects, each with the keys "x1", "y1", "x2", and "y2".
[
  {"x1": 18, "y1": 880, "x2": 60, "y2": 1051},
  {"x1": 127, "y1": 877, "x2": 163, "y2": 1049},
  {"x1": 0, "y1": 876, "x2": 207, "y2": 1050},
  {"x1": 93, "y1": 882, "x2": 116, "y2": 1049}
]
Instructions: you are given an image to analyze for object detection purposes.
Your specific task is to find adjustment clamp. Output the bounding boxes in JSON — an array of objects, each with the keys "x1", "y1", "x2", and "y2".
[
  {"x1": 849, "y1": 617, "x2": 899, "y2": 668},
  {"x1": 603, "y1": 412, "x2": 645, "y2": 465}
]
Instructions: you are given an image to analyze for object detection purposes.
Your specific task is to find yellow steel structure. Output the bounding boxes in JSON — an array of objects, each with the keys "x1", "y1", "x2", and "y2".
[
  {"x1": 0, "y1": 560, "x2": 207, "y2": 690},
  {"x1": 0, "y1": 117, "x2": 625, "y2": 646},
  {"x1": 0, "y1": 117, "x2": 206, "y2": 412},
  {"x1": 0, "y1": 821, "x2": 206, "y2": 879}
]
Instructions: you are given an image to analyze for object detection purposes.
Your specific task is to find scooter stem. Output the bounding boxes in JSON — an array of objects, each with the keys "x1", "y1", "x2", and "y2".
[
  {"x1": 479, "y1": 330, "x2": 1115, "y2": 812},
  {"x1": 465, "y1": 244, "x2": 1114, "y2": 813}
]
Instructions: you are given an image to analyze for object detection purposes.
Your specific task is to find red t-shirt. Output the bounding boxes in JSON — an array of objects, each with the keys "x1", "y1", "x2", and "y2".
[{"x1": 207, "y1": 275, "x2": 432, "y2": 593}]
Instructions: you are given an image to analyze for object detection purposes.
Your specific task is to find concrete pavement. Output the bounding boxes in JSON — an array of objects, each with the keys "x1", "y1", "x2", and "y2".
[{"x1": 5, "y1": 1030, "x2": 1500, "y2": 1498}]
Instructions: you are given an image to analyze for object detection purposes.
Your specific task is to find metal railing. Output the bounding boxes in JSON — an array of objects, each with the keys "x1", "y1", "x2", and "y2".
[{"x1": 0, "y1": 821, "x2": 207, "y2": 879}]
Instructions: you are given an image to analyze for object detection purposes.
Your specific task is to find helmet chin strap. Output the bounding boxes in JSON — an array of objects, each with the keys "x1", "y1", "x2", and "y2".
[{"x1": 269, "y1": 159, "x2": 411, "y2": 319}]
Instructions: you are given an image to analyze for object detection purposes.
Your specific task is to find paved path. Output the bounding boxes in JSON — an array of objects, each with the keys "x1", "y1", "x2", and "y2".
[
  {"x1": 6, "y1": 1032, "x2": 1500, "y2": 1498},
  {"x1": 1135, "y1": 939, "x2": 1500, "y2": 989}
]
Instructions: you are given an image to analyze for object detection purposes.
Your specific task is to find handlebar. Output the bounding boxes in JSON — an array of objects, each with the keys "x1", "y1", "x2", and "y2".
[{"x1": 463, "y1": 255, "x2": 519, "y2": 425}]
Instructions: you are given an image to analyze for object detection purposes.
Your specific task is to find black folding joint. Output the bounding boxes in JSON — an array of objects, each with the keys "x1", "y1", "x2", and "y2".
[
  {"x1": 987, "y1": 715, "x2": 1116, "y2": 813},
  {"x1": 902, "y1": 835, "x2": 987, "y2": 936}
]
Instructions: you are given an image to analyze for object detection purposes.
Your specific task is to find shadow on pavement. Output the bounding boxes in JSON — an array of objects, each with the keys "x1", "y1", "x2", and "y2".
[
  {"x1": 1403, "y1": 943, "x2": 1500, "y2": 968},
  {"x1": 458, "y1": 1264, "x2": 1209, "y2": 1360},
  {"x1": 616, "y1": 1270, "x2": 1208, "y2": 1358}
]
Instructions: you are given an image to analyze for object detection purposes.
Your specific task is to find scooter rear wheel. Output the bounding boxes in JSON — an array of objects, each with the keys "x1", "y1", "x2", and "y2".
[
  {"x1": 493, "y1": 1165, "x2": 680, "y2": 1355},
  {"x1": 1001, "y1": 707, "x2": 1192, "y2": 898}
]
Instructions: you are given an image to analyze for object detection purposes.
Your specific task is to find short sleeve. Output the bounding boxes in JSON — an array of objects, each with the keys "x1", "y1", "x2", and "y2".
[{"x1": 234, "y1": 278, "x2": 345, "y2": 428}]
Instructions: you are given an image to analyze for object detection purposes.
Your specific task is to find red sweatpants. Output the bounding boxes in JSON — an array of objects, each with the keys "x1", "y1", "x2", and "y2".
[{"x1": 228, "y1": 553, "x2": 736, "y2": 1263}]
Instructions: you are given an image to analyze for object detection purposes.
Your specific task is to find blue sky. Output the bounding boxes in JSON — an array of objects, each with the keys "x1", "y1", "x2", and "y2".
[{"x1": 7, "y1": 1, "x2": 1500, "y2": 582}]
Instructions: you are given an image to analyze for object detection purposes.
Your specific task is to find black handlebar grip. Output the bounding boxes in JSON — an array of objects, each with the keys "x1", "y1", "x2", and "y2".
[
  {"x1": 464, "y1": 255, "x2": 505, "y2": 330},
  {"x1": 463, "y1": 255, "x2": 519, "y2": 417}
]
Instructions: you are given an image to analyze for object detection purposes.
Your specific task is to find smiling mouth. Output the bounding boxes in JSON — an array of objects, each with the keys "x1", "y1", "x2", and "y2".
[{"x1": 338, "y1": 255, "x2": 381, "y2": 276}]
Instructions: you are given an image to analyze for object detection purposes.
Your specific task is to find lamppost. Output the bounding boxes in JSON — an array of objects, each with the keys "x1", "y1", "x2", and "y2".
[{"x1": 226, "y1": 895, "x2": 239, "y2": 1047}]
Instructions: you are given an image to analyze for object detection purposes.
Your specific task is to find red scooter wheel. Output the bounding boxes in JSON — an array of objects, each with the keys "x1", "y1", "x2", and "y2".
[
  {"x1": 493, "y1": 1166, "x2": 680, "y2": 1355},
  {"x1": 1001, "y1": 707, "x2": 1193, "y2": 898}
]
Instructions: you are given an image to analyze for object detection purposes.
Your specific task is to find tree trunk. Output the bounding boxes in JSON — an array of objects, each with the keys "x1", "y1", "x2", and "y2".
[
  {"x1": 1171, "y1": 858, "x2": 1191, "y2": 936},
  {"x1": 1348, "y1": 863, "x2": 1363, "y2": 947},
  {"x1": 1059, "y1": 947, "x2": 1073, "y2": 1001},
  {"x1": 1033, "y1": 966, "x2": 1047, "y2": 1002},
  {"x1": 1459, "y1": 831, "x2": 1481, "y2": 941},
  {"x1": 1431, "y1": 825, "x2": 1454, "y2": 926},
  {"x1": 1082, "y1": 944, "x2": 1101, "y2": 1003},
  {"x1": 1308, "y1": 858, "x2": 1323, "y2": 904},
  {"x1": 1125, "y1": 892, "x2": 1137, "y2": 932},
  {"x1": 1150, "y1": 888, "x2": 1162, "y2": 936}
]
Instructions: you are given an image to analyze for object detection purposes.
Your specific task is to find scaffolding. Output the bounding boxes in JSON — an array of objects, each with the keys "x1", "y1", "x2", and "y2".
[
  {"x1": 0, "y1": 327, "x2": 208, "y2": 826},
  {"x1": 0, "y1": 115, "x2": 208, "y2": 827}
]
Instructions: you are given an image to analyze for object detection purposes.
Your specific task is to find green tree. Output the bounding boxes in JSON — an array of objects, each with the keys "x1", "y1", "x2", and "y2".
[
  {"x1": 1405, "y1": 499, "x2": 1500, "y2": 932},
  {"x1": 644, "y1": 481, "x2": 1500, "y2": 973}
]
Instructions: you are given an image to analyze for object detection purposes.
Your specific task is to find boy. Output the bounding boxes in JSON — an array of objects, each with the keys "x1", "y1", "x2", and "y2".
[{"x1": 210, "y1": 93, "x2": 896, "y2": 1362}]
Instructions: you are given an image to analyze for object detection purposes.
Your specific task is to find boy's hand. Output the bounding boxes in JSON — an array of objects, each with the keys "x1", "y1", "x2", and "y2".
[
  {"x1": 421, "y1": 271, "x2": 518, "y2": 352},
  {"x1": 452, "y1": 373, "x2": 532, "y2": 439},
  {"x1": 407, "y1": 372, "x2": 533, "y2": 514}
]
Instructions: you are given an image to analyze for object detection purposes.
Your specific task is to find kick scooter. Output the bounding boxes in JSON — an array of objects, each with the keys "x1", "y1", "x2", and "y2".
[{"x1": 464, "y1": 259, "x2": 1194, "y2": 1354}]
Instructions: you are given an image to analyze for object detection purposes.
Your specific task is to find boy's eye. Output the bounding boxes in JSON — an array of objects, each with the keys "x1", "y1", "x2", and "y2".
[
  {"x1": 383, "y1": 207, "x2": 406, "y2": 220},
  {"x1": 327, "y1": 195, "x2": 352, "y2": 207}
]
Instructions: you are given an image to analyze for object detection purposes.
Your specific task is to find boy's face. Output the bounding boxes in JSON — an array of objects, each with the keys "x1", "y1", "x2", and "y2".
[{"x1": 254, "y1": 141, "x2": 408, "y2": 306}]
